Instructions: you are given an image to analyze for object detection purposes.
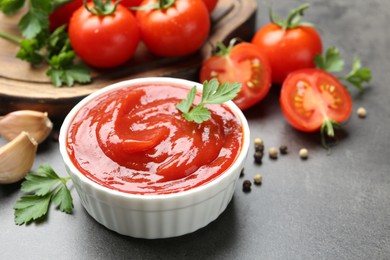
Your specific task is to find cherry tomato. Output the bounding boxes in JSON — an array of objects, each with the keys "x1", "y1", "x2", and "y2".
[
  {"x1": 49, "y1": 0, "x2": 85, "y2": 31},
  {"x1": 200, "y1": 42, "x2": 272, "y2": 110},
  {"x1": 68, "y1": 2, "x2": 140, "y2": 68},
  {"x1": 120, "y1": 0, "x2": 143, "y2": 7},
  {"x1": 280, "y1": 68, "x2": 352, "y2": 132},
  {"x1": 136, "y1": 0, "x2": 210, "y2": 57},
  {"x1": 252, "y1": 4, "x2": 322, "y2": 84},
  {"x1": 202, "y1": 0, "x2": 218, "y2": 13}
]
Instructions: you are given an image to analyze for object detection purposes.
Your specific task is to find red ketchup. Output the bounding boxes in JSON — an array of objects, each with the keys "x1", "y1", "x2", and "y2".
[{"x1": 66, "y1": 83, "x2": 243, "y2": 195}]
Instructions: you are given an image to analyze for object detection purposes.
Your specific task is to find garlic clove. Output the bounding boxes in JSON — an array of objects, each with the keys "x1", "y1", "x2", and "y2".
[
  {"x1": 0, "y1": 131, "x2": 38, "y2": 184},
  {"x1": 0, "y1": 110, "x2": 53, "y2": 144}
]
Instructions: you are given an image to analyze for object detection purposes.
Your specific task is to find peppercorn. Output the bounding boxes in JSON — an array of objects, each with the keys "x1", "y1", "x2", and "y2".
[
  {"x1": 253, "y1": 174, "x2": 262, "y2": 185},
  {"x1": 268, "y1": 147, "x2": 278, "y2": 159},
  {"x1": 254, "y1": 151, "x2": 263, "y2": 164},
  {"x1": 254, "y1": 137, "x2": 264, "y2": 152},
  {"x1": 357, "y1": 107, "x2": 367, "y2": 118},
  {"x1": 242, "y1": 180, "x2": 252, "y2": 192},
  {"x1": 299, "y1": 148, "x2": 309, "y2": 160},
  {"x1": 279, "y1": 145, "x2": 288, "y2": 155}
]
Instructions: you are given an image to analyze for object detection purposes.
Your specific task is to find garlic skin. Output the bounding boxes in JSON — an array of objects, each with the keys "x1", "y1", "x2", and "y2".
[
  {"x1": 0, "y1": 131, "x2": 38, "y2": 184},
  {"x1": 0, "y1": 110, "x2": 53, "y2": 144}
]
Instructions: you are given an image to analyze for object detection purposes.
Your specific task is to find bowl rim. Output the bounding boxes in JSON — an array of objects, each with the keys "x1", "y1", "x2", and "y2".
[{"x1": 59, "y1": 77, "x2": 250, "y2": 201}]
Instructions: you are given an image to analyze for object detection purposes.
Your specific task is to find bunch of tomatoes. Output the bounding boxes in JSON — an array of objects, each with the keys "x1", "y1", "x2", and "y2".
[
  {"x1": 52, "y1": 1, "x2": 365, "y2": 145},
  {"x1": 200, "y1": 3, "x2": 361, "y2": 146},
  {"x1": 50, "y1": 0, "x2": 217, "y2": 68}
]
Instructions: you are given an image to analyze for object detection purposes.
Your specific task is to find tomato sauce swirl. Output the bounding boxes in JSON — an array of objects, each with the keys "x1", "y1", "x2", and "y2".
[{"x1": 66, "y1": 84, "x2": 243, "y2": 195}]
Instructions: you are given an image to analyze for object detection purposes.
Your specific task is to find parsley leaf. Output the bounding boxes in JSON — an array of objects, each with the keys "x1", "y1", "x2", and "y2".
[
  {"x1": 315, "y1": 47, "x2": 371, "y2": 92},
  {"x1": 18, "y1": 2, "x2": 50, "y2": 39},
  {"x1": 315, "y1": 47, "x2": 345, "y2": 73},
  {"x1": 0, "y1": 0, "x2": 25, "y2": 15},
  {"x1": 176, "y1": 79, "x2": 241, "y2": 124},
  {"x1": 342, "y1": 56, "x2": 372, "y2": 92},
  {"x1": 14, "y1": 163, "x2": 74, "y2": 225}
]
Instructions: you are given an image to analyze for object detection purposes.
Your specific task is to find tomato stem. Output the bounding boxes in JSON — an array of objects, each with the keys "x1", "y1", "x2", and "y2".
[
  {"x1": 0, "y1": 31, "x2": 22, "y2": 44},
  {"x1": 269, "y1": 3, "x2": 313, "y2": 31},
  {"x1": 84, "y1": 0, "x2": 119, "y2": 16},
  {"x1": 320, "y1": 119, "x2": 341, "y2": 150}
]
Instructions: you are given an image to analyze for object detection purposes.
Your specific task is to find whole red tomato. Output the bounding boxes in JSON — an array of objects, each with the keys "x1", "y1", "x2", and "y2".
[
  {"x1": 252, "y1": 4, "x2": 322, "y2": 84},
  {"x1": 49, "y1": 0, "x2": 85, "y2": 31},
  {"x1": 120, "y1": 0, "x2": 143, "y2": 7},
  {"x1": 136, "y1": 0, "x2": 210, "y2": 57},
  {"x1": 68, "y1": 2, "x2": 140, "y2": 68},
  {"x1": 202, "y1": 0, "x2": 218, "y2": 13},
  {"x1": 200, "y1": 41, "x2": 272, "y2": 110},
  {"x1": 280, "y1": 68, "x2": 352, "y2": 143}
]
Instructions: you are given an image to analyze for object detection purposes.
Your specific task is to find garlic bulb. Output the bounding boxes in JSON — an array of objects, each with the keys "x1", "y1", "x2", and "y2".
[
  {"x1": 0, "y1": 131, "x2": 38, "y2": 184},
  {"x1": 0, "y1": 110, "x2": 53, "y2": 144}
]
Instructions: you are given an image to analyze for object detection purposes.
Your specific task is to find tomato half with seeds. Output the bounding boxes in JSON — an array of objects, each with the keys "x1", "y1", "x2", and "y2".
[
  {"x1": 200, "y1": 42, "x2": 272, "y2": 110},
  {"x1": 280, "y1": 68, "x2": 352, "y2": 132}
]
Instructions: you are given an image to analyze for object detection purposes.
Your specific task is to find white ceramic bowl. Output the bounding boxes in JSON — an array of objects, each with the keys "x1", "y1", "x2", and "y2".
[{"x1": 59, "y1": 77, "x2": 250, "y2": 239}]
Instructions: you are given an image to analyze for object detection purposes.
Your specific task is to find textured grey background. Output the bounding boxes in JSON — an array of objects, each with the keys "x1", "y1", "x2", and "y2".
[{"x1": 1, "y1": 0, "x2": 390, "y2": 259}]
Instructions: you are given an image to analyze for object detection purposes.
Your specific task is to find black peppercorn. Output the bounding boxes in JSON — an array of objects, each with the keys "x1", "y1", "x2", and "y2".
[
  {"x1": 279, "y1": 145, "x2": 288, "y2": 155},
  {"x1": 242, "y1": 180, "x2": 252, "y2": 192},
  {"x1": 253, "y1": 151, "x2": 263, "y2": 164}
]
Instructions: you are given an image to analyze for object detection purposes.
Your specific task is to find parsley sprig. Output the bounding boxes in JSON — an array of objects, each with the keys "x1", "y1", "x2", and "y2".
[
  {"x1": 176, "y1": 79, "x2": 241, "y2": 124},
  {"x1": 0, "y1": 0, "x2": 91, "y2": 87},
  {"x1": 14, "y1": 163, "x2": 74, "y2": 225},
  {"x1": 315, "y1": 47, "x2": 372, "y2": 92}
]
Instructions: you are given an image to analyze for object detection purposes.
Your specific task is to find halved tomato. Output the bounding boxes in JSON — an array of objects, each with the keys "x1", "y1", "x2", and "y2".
[
  {"x1": 280, "y1": 68, "x2": 352, "y2": 132},
  {"x1": 200, "y1": 42, "x2": 272, "y2": 110}
]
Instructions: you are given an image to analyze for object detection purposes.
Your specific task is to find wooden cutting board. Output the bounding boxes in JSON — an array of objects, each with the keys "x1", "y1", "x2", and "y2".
[{"x1": 0, "y1": 0, "x2": 257, "y2": 119}]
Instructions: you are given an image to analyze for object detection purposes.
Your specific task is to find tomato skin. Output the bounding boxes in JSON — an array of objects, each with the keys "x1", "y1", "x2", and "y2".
[
  {"x1": 280, "y1": 68, "x2": 352, "y2": 132},
  {"x1": 49, "y1": 0, "x2": 85, "y2": 31},
  {"x1": 252, "y1": 23, "x2": 322, "y2": 84},
  {"x1": 136, "y1": 0, "x2": 210, "y2": 57},
  {"x1": 120, "y1": 0, "x2": 143, "y2": 7},
  {"x1": 200, "y1": 42, "x2": 272, "y2": 110},
  {"x1": 202, "y1": 0, "x2": 218, "y2": 13},
  {"x1": 68, "y1": 3, "x2": 140, "y2": 68}
]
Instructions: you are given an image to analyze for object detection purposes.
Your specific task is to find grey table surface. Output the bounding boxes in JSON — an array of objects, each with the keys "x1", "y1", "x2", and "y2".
[{"x1": 1, "y1": 0, "x2": 390, "y2": 259}]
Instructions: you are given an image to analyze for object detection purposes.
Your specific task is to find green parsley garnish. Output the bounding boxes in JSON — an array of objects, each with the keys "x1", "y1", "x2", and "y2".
[
  {"x1": 14, "y1": 163, "x2": 74, "y2": 225},
  {"x1": 0, "y1": 0, "x2": 91, "y2": 87},
  {"x1": 315, "y1": 47, "x2": 371, "y2": 92},
  {"x1": 176, "y1": 79, "x2": 241, "y2": 124}
]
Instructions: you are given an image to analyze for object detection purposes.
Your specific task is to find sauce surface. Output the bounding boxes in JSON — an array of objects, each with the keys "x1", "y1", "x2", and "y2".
[{"x1": 66, "y1": 84, "x2": 243, "y2": 195}]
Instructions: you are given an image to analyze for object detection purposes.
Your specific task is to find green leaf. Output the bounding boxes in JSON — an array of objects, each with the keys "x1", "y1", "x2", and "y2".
[
  {"x1": 14, "y1": 164, "x2": 74, "y2": 225},
  {"x1": 0, "y1": 0, "x2": 25, "y2": 15},
  {"x1": 176, "y1": 86, "x2": 197, "y2": 113},
  {"x1": 16, "y1": 38, "x2": 44, "y2": 65},
  {"x1": 19, "y1": 8, "x2": 49, "y2": 39},
  {"x1": 184, "y1": 105, "x2": 211, "y2": 124},
  {"x1": 52, "y1": 185, "x2": 74, "y2": 213},
  {"x1": 201, "y1": 79, "x2": 219, "y2": 103},
  {"x1": 204, "y1": 81, "x2": 241, "y2": 104},
  {"x1": 21, "y1": 174, "x2": 59, "y2": 196},
  {"x1": 47, "y1": 63, "x2": 91, "y2": 87},
  {"x1": 14, "y1": 194, "x2": 52, "y2": 225},
  {"x1": 315, "y1": 47, "x2": 345, "y2": 72},
  {"x1": 343, "y1": 57, "x2": 371, "y2": 92},
  {"x1": 177, "y1": 80, "x2": 241, "y2": 124}
]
